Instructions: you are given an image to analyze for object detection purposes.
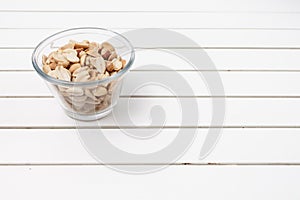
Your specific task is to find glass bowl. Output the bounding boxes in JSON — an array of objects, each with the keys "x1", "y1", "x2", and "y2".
[{"x1": 32, "y1": 27, "x2": 135, "y2": 121}]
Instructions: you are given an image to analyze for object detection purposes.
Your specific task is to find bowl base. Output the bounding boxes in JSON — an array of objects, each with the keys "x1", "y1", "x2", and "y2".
[{"x1": 64, "y1": 108, "x2": 112, "y2": 121}]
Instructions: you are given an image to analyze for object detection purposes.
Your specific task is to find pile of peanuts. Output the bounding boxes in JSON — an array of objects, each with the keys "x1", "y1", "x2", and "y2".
[{"x1": 42, "y1": 40, "x2": 126, "y2": 114}]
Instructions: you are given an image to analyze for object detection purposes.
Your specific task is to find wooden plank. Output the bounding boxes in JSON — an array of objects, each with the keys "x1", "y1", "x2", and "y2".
[
  {"x1": 1, "y1": 29, "x2": 300, "y2": 48},
  {"x1": 3, "y1": 49, "x2": 300, "y2": 71},
  {"x1": 0, "y1": 165, "x2": 299, "y2": 200},
  {"x1": 0, "y1": 98, "x2": 299, "y2": 127},
  {"x1": 0, "y1": 71, "x2": 300, "y2": 97},
  {"x1": 1, "y1": 0, "x2": 299, "y2": 12},
  {"x1": 0, "y1": 128, "x2": 299, "y2": 164},
  {"x1": 1, "y1": 12, "x2": 300, "y2": 29}
]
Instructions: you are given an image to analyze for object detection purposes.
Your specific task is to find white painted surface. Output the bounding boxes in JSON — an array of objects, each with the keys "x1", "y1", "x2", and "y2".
[
  {"x1": 1, "y1": 13, "x2": 300, "y2": 28},
  {"x1": 1, "y1": 98, "x2": 300, "y2": 127},
  {"x1": 1, "y1": 71, "x2": 300, "y2": 96},
  {"x1": 1, "y1": 166, "x2": 300, "y2": 200},
  {"x1": 2, "y1": 0, "x2": 300, "y2": 12},
  {"x1": 4, "y1": 49, "x2": 300, "y2": 70},
  {"x1": 0, "y1": 166, "x2": 300, "y2": 200},
  {"x1": 0, "y1": 129, "x2": 300, "y2": 164},
  {"x1": 2, "y1": 29, "x2": 300, "y2": 48},
  {"x1": 1, "y1": 0, "x2": 300, "y2": 199}
]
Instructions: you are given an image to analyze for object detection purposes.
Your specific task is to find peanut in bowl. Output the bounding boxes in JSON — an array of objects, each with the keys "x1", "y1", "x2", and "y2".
[{"x1": 32, "y1": 28, "x2": 135, "y2": 121}]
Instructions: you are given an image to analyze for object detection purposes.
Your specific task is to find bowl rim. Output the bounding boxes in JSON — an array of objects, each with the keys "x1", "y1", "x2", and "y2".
[{"x1": 32, "y1": 27, "x2": 135, "y2": 87}]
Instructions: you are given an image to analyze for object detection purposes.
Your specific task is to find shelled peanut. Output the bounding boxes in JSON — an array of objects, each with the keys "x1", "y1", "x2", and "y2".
[{"x1": 42, "y1": 40, "x2": 126, "y2": 114}]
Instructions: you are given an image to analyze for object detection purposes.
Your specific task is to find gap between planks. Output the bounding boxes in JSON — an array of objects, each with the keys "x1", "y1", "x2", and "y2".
[
  {"x1": 2, "y1": 27, "x2": 300, "y2": 30},
  {"x1": 0, "y1": 163, "x2": 300, "y2": 166},
  {"x1": 1, "y1": 126, "x2": 300, "y2": 129},
  {"x1": 1, "y1": 10, "x2": 300, "y2": 13},
  {"x1": 2, "y1": 47, "x2": 300, "y2": 50},
  {"x1": 1, "y1": 96, "x2": 300, "y2": 98},
  {"x1": 0, "y1": 95, "x2": 300, "y2": 99},
  {"x1": 5, "y1": 69, "x2": 300, "y2": 72}
]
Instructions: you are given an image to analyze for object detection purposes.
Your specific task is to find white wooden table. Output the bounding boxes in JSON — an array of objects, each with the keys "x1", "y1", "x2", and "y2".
[{"x1": 1, "y1": 0, "x2": 300, "y2": 199}]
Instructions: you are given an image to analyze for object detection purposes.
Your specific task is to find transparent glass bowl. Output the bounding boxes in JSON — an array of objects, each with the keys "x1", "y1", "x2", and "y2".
[{"x1": 32, "y1": 28, "x2": 135, "y2": 121}]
